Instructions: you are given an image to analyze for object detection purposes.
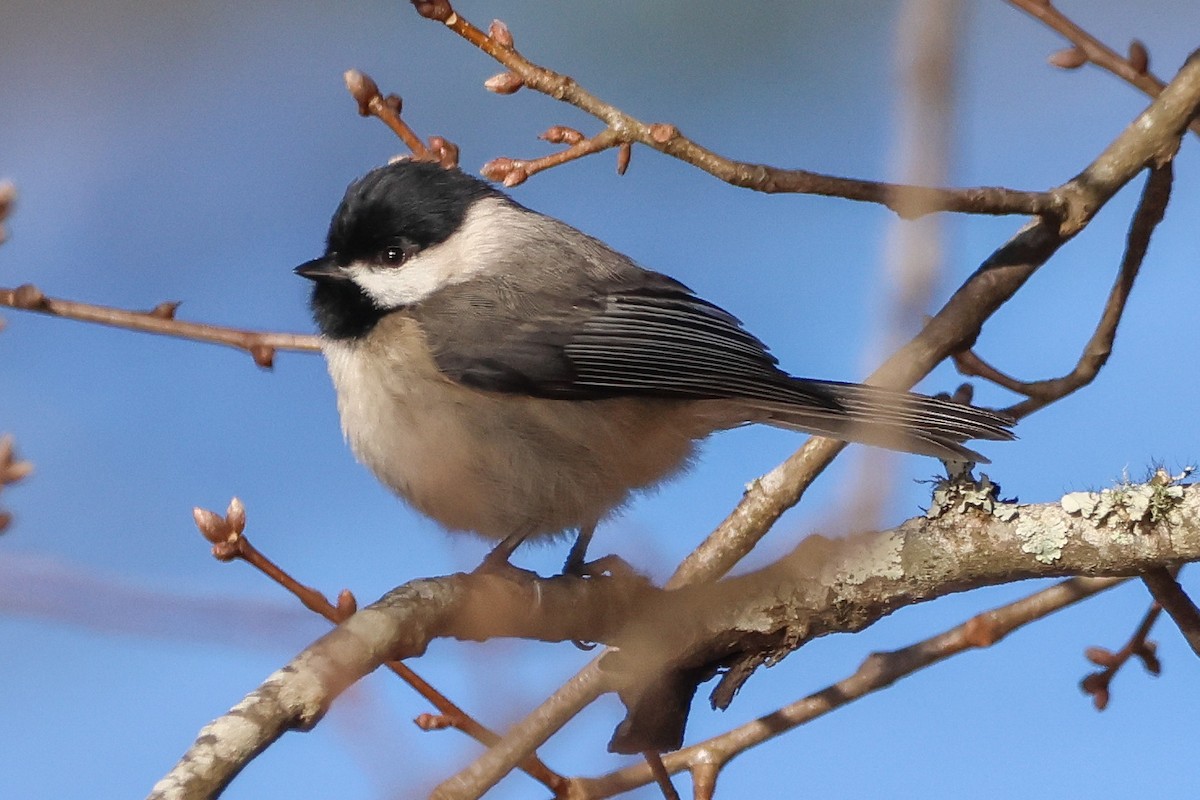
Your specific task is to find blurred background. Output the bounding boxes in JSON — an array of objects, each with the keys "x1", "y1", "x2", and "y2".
[{"x1": 2, "y1": 1, "x2": 1199, "y2": 797}]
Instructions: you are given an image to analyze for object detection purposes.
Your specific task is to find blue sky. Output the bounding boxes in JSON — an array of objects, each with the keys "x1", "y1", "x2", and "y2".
[{"x1": 2, "y1": 2, "x2": 1200, "y2": 798}]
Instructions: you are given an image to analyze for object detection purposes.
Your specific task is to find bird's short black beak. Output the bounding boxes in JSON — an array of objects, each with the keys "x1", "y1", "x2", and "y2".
[{"x1": 294, "y1": 256, "x2": 348, "y2": 283}]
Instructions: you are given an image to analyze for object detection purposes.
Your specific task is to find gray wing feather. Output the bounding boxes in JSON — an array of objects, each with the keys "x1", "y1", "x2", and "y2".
[{"x1": 412, "y1": 265, "x2": 1014, "y2": 460}]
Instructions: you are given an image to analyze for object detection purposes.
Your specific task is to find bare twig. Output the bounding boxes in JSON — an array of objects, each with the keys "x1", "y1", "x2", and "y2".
[
  {"x1": 0, "y1": 283, "x2": 319, "y2": 369},
  {"x1": 1007, "y1": 0, "x2": 1200, "y2": 139},
  {"x1": 344, "y1": 69, "x2": 461, "y2": 168},
  {"x1": 1141, "y1": 567, "x2": 1200, "y2": 658},
  {"x1": 578, "y1": 576, "x2": 1123, "y2": 797},
  {"x1": 0, "y1": 434, "x2": 34, "y2": 533},
  {"x1": 483, "y1": 127, "x2": 624, "y2": 187},
  {"x1": 408, "y1": 1, "x2": 1060, "y2": 219},
  {"x1": 191, "y1": 500, "x2": 569, "y2": 795},
  {"x1": 953, "y1": 162, "x2": 1174, "y2": 418},
  {"x1": 1079, "y1": 600, "x2": 1163, "y2": 711}
]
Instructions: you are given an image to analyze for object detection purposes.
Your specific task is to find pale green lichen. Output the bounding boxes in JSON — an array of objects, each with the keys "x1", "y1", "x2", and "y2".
[
  {"x1": 926, "y1": 471, "x2": 1019, "y2": 521},
  {"x1": 1017, "y1": 510, "x2": 1070, "y2": 564},
  {"x1": 834, "y1": 532, "x2": 905, "y2": 585},
  {"x1": 1060, "y1": 466, "x2": 1191, "y2": 529}
]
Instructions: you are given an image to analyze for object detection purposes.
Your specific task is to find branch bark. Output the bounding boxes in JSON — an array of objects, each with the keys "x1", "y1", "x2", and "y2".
[{"x1": 152, "y1": 482, "x2": 1200, "y2": 799}]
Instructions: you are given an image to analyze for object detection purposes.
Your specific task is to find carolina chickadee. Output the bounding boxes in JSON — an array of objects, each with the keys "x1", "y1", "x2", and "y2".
[{"x1": 296, "y1": 161, "x2": 1014, "y2": 573}]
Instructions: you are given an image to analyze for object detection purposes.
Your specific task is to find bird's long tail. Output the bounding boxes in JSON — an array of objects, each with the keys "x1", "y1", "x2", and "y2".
[{"x1": 745, "y1": 380, "x2": 1016, "y2": 462}]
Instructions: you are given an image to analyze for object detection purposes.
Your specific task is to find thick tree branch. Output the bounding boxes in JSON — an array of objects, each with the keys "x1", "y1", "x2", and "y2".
[
  {"x1": 0, "y1": 283, "x2": 319, "y2": 368},
  {"x1": 154, "y1": 481, "x2": 1200, "y2": 799},
  {"x1": 436, "y1": 48, "x2": 1200, "y2": 799},
  {"x1": 579, "y1": 575, "x2": 1123, "y2": 797},
  {"x1": 408, "y1": 1, "x2": 1060, "y2": 219}
]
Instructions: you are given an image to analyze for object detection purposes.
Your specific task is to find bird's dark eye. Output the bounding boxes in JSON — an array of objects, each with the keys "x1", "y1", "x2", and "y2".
[{"x1": 384, "y1": 247, "x2": 405, "y2": 264}]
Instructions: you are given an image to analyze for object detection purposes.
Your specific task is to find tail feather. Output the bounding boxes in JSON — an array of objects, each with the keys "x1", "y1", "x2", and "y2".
[{"x1": 745, "y1": 380, "x2": 1016, "y2": 463}]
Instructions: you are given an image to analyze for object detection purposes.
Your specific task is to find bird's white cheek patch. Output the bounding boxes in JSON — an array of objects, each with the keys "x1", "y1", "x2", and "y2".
[
  {"x1": 346, "y1": 260, "x2": 442, "y2": 308},
  {"x1": 345, "y1": 196, "x2": 525, "y2": 308}
]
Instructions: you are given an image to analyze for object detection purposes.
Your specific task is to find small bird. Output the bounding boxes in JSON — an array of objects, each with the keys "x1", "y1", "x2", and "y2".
[{"x1": 297, "y1": 160, "x2": 1014, "y2": 574}]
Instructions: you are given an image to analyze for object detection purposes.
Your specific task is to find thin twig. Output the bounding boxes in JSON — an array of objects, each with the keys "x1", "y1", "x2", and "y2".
[
  {"x1": 953, "y1": 162, "x2": 1174, "y2": 418},
  {"x1": 191, "y1": 500, "x2": 569, "y2": 796},
  {"x1": 576, "y1": 577, "x2": 1124, "y2": 797},
  {"x1": 409, "y1": 1, "x2": 1060, "y2": 219},
  {"x1": 1006, "y1": 0, "x2": 1200, "y2": 139},
  {"x1": 1079, "y1": 600, "x2": 1163, "y2": 710},
  {"x1": 1141, "y1": 568, "x2": 1200, "y2": 658},
  {"x1": 0, "y1": 434, "x2": 34, "y2": 534},
  {"x1": 482, "y1": 128, "x2": 624, "y2": 187},
  {"x1": 0, "y1": 283, "x2": 319, "y2": 369}
]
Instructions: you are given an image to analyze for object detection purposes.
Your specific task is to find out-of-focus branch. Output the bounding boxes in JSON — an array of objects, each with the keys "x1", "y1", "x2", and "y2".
[
  {"x1": 437, "y1": 52, "x2": 1200, "y2": 796},
  {"x1": 0, "y1": 435, "x2": 34, "y2": 533},
  {"x1": 191, "y1": 500, "x2": 569, "y2": 796},
  {"x1": 0, "y1": 181, "x2": 15, "y2": 246},
  {"x1": 1007, "y1": 0, "x2": 1200, "y2": 139},
  {"x1": 953, "y1": 161, "x2": 1174, "y2": 418},
  {"x1": 0, "y1": 283, "x2": 319, "y2": 369},
  {"x1": 407, "y1": 1, "x2": 1060, "y2": 219},
  {"x1": 578, "y1": 575, "x2": 1123, "y2": 797}
]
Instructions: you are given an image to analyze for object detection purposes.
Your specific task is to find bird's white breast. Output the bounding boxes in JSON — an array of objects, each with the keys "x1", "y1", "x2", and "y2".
[{"x1": 320, "y1": 314, "x2": 711, "y2": 541}]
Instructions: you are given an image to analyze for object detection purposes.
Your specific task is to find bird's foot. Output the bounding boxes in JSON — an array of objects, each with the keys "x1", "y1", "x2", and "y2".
[{"x1": 563, "y1": 552, "x2": 638, "y2": 580}]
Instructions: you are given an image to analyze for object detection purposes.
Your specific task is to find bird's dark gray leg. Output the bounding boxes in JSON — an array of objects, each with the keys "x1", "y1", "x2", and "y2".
[
  {"x1": 564, "y1": 523, "x2": 637, "y2": 578},
  {"x1": 475, "y1": 529, "x2": 535, "y2": 576},
  {"x1": 562, "y1": 523, "x2": 596, "y2": 576}
]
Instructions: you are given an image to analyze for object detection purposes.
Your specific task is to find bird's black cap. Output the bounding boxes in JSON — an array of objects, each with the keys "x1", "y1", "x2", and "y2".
[{"x1": 299, "y1": 161, "x2": 503, "y2": 340}]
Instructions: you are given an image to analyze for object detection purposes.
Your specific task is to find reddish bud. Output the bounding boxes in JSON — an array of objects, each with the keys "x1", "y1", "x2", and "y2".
[
  {"x1": 13, "y1": 284, "x2": 47, "y2": 310},
  {"x1": 1128, "y1": 40, "x2": 1149, "y2": 74},
  {"x1": 412, "y1": 0, "x2": 454, "y2": 22},
  {"x1": 193, "y1": 506, "x2": 232, "y2": 544},
  {"x1": 481, "y1": 157, "x2": 515, "y2": 183},
  {"x1": 225, "y1": 497, "x2": 246, "y2": 535},
  {"x1": 383, "y1": 94, "x2": 403, "y2": 115},
  {"x1": 344, "y1": 69, "x2": 381, "y2": 116},
  {"x1": 427, "y1": 136, "x2": 460, "y2": 168},
  {"x1": 1048, "y1": 47, "x2": 1087, "y2": 70},
  {"x1": 484, "y1": 72, "x2": 524, "y2": 95},
  {"x1": 489, "y1": 19, "x2": 513, "y2": 47},
  {"x1": 502, "y1": 167, "x2": 528, "y2": 188},
  {"x1": 539, "y1": 125, "x2": 583, "y2": 145},
  {"x1": 148, "y1": 301, "x2": 180, "y2": 319},
  {"x1": 336, "y1": 589, "x2": 358, "y2": 618},
  {"x1": 250, "y1": 344, "x2": 276, "y2": 369},
  {"x1": 0, "y1": 511, "x2": 10, "y2": 532},
  {"x1": 414, "y1": 713, "x2": 455, "y2": 731},
  {"x1": 1084, "y1": 646, "x2": 1118, "y2": 668},
  {"x1": 616, "y1": 142, "x2": 632, "y2": 176},
  {"x1": 649, "y1": 123, "x2": 678, "y2": 144}
]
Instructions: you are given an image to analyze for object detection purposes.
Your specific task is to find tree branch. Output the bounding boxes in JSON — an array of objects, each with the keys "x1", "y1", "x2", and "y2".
[
  {"x1": 191, "y1": 500, "x2": 569, "y2": 795},
  {"x1": 0, "y1": 283, "x2": 319, "y2": 369},
  {"x1": 579, "y1": 575, "x2": 1123, "y2": 797},
  {"x1": 153, "y1": 480, "x2": 1200, "y2": 799},
  {"x1": 408, "y1": 1, "x2": 1061, "y2": 219},
  {"x1": 1007, "y1": 0, "x2": 1200, "y2": 138},
  {"x1": 432, "y1": 44, "x2": 1200, "y2": 800},
  {"x1": 953, "y1": 160, "x2": 1174, "y2": 418}
]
